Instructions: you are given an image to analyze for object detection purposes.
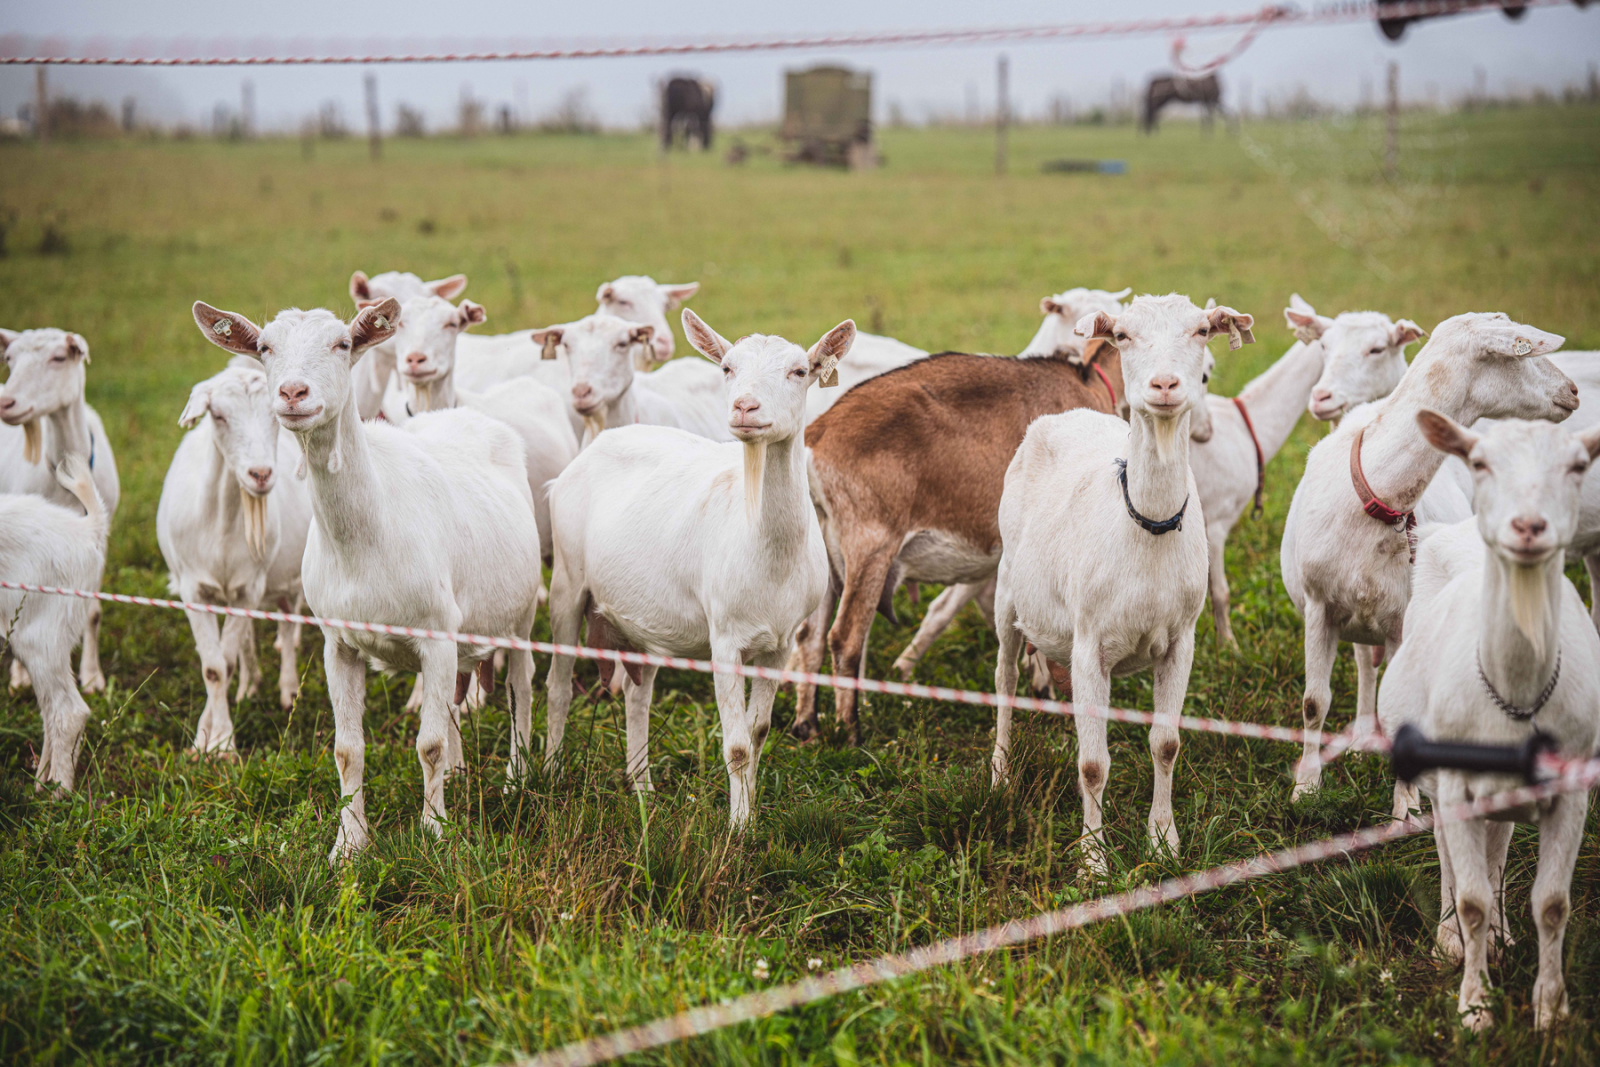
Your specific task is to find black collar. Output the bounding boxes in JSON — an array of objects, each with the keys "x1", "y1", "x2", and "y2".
[
  {"x1": 1478, "y1": 649, "x2": 1561, "y2": 721},
  {"x1": 1115, "y1": 458, "x2": 1186, "y2": 535}
]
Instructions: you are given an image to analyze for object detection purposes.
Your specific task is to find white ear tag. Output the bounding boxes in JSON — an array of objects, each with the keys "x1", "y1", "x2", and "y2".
[
  {"x1": 541, "y1": 335, "x2": 559, "y2": 360},
  {"x1": 1227, "y1": 322, "x2": 1244, "y2": 350},
  {"x1": 372, "y1": 314, "x2": 390, "y2": 331},
  {"x1": 1512, "y1": 337, "x2": 1532, "y2": 356},
  {"x1": 1293, "y1": 325, "x2": 1321, "y2": 345},
  {"x1": 212, "y1": 319, "x2": 232, "y2": 338}
]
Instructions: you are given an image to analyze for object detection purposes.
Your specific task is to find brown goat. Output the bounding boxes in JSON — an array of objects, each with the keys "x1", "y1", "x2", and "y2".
[{"x1": 794, "y1": 340, "x2": 1124, "y2": 743}]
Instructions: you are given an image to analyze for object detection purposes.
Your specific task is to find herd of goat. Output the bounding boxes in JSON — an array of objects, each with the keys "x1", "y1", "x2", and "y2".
[{"x1": 2, "y1": 272, "x2": 1598, "y2": 1029}]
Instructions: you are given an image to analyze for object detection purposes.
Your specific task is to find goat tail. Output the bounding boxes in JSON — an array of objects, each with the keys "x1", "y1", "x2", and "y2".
[{"x1": 53, "y1": 452, "x2": 108, "y2": 545}]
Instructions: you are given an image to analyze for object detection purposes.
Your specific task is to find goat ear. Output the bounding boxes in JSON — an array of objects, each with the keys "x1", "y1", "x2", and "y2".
[
  {"x1": 0, "y1": 328, "x2": 18, "y2": 350},
  {"x1": 193, "y1": 302, "x2": 262, "y2": 356},
  {"x1": 66, "y1": 333, "x2": 90, "y2": 364},
  {"x1": 1485, "y1": 322, "x2": 1563, "y2": 359},
  {"x1": 1206, "y1": 305, "x2": 1256, "y2": 349},
  {"x1": 1390, "y1": 319, "x2": 1426, "y2": 349},
  {"x1": 530, "y1": 326, "x2": 564, "y2": 360},
  {"x1": 1579, "y1": 425, "x2": 1600, "y2": 462},
  {"x1": 809, "y1": 319, "x2": 856, "y2": 387},
  {"x1": 628, "y1": 324, "x2": 655, "y2": 348},
  {"x1": 456, "y1": 300, "x2": 487, "y2": 328},
  {"x1": 349, "y1": 298, "x2": 400, "y2": 354},
  {"x1": 682, "y1": 309, "x2": 732, "y2": 365},
  {"x1": 660, "y1": 282, "x2": 699, "y2": 308},
  {"x1": 350, "y1": 271, "x2": 372, "y2": 302},
  {"x1": 1074, "y1": 311, "x2": 1116, "y2": 342},
  {"x1": 178, "y1": 382, "x2": 212, "y2": 429},
  {"x1": 1284, "y1": 304, "x2": 1330, "y2": 344},
  {"x1": 596, "y1": 283, "x2": 615, "y2": 304},
  {"x1": 1040, "y1": 296, "x2": 1065, "y2": 317},
  {"x1": 427, "y1": 274, "x2": 467, "y2": 300},
  {"x1": 1107, "y1": 287, "x2": 1132, "y2": 301},
  {"x1": 1416, "y1": 408, "x2": 1479, "y2": 460}
]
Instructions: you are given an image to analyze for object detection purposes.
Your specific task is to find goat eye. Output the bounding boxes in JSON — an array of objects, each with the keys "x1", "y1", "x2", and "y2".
[
  {"x1": 1202, "y1": 373, "x2": 1210, "y2": 384},
  {"x1": 1114, "y1": 332, "x2": 1128, "y2": 342},
  {"x1": 1369, "y1": 347, "x2": 1384, "y2": 355},
  {"x1": 1472, "y1": 461, "x2": 1488, "y2": 472}
]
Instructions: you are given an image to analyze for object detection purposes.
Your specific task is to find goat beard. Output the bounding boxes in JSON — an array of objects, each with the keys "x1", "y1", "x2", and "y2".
[
  {"x1": 582, "y1": 413, "x2": 606, "y2": 445},
  {"x1": 1150, "y1": 411, "x2": 1182, "y2": 464},
  {"x1": 1506, "y1": 558, "x2": 1555, "y2": 661},
  {"x1": 409, "y1": 380, "x2": 433, "y2": 414},
  {"x1": 22, "y1": 419, "x2": 41, "y2": 464},
  {"x1": 743, "y1": 440, "x2": 766, "y2": 523},
  {"x1": 240, "y1": 486, "x2": 268, "y2": 561}
]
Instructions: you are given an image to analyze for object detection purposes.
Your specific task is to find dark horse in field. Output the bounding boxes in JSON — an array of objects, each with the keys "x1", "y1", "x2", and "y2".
[
  {"x1": 1142, "y1": 73, "x2": 1223, "y2": 133},
  {"x1": 660, "y1": 77, "x2": 715, "y2": 150}
]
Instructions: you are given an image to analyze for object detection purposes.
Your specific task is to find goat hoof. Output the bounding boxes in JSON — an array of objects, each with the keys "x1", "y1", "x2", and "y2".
[
  {"x1": 789, "y1": 718, "x2": 818, "y2": 742},
  {"x1": 80, "y1": 673, "x2": 106, "y2": 694}
]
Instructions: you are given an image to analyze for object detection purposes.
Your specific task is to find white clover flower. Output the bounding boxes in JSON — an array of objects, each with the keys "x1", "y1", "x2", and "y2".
[
  {"x1": 752, "y1": 958, "x2": 770, "y2": 980},
  {"x1": 559, "y1": 911, "x2": 574, "y2": 922},
  {"x1": 1379, "y1": 968, "x2": 1393, "y2": 984},
  {"x1": 807, "y1": 958, "x2": 823, "y2": 971}
]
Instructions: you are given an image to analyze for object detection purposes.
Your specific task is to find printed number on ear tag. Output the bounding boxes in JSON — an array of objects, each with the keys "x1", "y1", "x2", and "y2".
[
  {"x1": 212, "y1": 319, "x2": 232, "y2": 337},
  {"x1": 819, "y1": 359, "x2": 840, "y2": 388},
  {"x1": 1512, "y1": 337, "x2": 1532, "y2": 356}
]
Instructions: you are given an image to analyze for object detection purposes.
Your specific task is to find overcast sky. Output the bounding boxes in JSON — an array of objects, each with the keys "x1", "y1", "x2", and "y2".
[{"x1": 2, "y1": 1, "x2": 1597, "y2": 131}]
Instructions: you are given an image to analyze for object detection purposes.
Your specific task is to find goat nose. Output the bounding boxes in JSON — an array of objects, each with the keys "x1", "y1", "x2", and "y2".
[
  {"x1": 734, "y1": 397, "x2": 761, "y2": 414},
  {"x1": 0, "y1": 395, "x2": 13, "y2": 412},
  {"x1": 1148, "y1": 375, "x2": 1180, "y2": 393},
  {"x1": 1311, "y1": 388, "x2": 1333, "y2": 402},
  {"x1": 247, "y1": 466, "x2": 273, "y2": 486},
  {"x1": 278, "y1": 382, "x2": 309, "y2": 404},
  {"x1": 571, "y1": 383, "x2": 594, "y2": 401},
  {"x1": 1511, "y1": 516, "x2": 1548, "y2": 539},
  {"x1": 405, "y1": 352, "x2": 427, "y2": 370}
]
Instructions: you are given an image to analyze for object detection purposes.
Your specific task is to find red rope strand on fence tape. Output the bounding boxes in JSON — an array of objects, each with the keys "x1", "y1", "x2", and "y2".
[
  {"x1": 514, "y1": 755, "x2": 1600, "y2": 1067},
  {"x1": 0, "y1": 2, "x2": 1570, "y2": 66},
  {"x1": 1169, "y1": 7, "x2": 1281, "y2": 76},
  {"x1": 0, "y1": 578, "x2": 1373, "y2": 753}
]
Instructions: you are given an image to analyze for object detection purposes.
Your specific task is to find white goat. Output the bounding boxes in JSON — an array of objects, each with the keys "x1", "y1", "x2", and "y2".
[
  {"x1": 1280, "y1": 313, "x2": 1576, "y2": 803},
  {"x1": 0, "y1": 455, "x2": 106, "y2": 792},
  {"x1": 530, "y1": 313, "x2": 733, "y2": 446},
  {"x1": 1377, "y1": 413, "x2": 1600, "y2": 1032},
  {"x1": 386, "y1": 293, "x2": 579, "y2": 560},
  {"x1": 1187, "y1": 297, "x2": 1339, "y2": 646},
  {"x1": 544, "y1": 310, "x2": 850, "y2": 828},
  {"x1": 992, "y1": 293, "x2": 1255, "y2": 872},
  {"x1": 595, "y1": 275, "x2": 700, "y2": 365},
  {"x1": 157, "y1": 361, "x2": 313, "y2": 752},
  {"x1": 347, "y1": 270, "x2": 468, "y2": 421},
  {"x1": 192, "y1": 298, "x2": 544, "y2": 862},
  {"x1": 0, "y1": 328, "x2": 120, "y2": 694}
]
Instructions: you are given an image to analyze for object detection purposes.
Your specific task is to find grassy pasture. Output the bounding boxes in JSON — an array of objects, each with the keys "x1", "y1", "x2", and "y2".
[{"x1": 1, "y1": 105, "x2": 1599, "y2": 1065}]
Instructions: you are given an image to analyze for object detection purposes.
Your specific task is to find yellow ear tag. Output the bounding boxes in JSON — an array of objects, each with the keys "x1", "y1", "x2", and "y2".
[
  {"x1": 1512, "y1": 337, "x2": 1532, "y2": 356},
  {"x1": 1227, "y1": 322, "x2": 1243, "y2": 350},
  {"x1": 541, "y1": 335, "x2": 560, "y2": 360},
  {"x1": 212, "y1": 319, "x2": 232, "y2": 338},
  {"x1": 819, "y1": 357, "x2": 840, "y2": 388},
  {"x1": 1293, "y1": 325, "x2": 1321, "y2": 345}
]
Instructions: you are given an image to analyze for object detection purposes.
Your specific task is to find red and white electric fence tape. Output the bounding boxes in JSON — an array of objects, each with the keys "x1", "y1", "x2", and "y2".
[
  {"x1": 516, "y1": 755, "x2": 1600, "y2": 1067},
  {"x1": 0, "y1": 1, "x2": 1569, "y2": 66},
  {"x1": 0, "y1": 578, "x2": 1381, "y2": 756}
]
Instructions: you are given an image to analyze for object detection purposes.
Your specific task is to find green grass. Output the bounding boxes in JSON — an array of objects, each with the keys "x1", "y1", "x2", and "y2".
[{"x1": 2, "y1": 106, "x2": 1599, "y2": 1065}]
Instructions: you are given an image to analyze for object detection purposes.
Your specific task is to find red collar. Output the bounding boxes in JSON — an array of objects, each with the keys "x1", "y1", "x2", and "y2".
[
  {"x1": 1091, "y1": 361, "x2": 1117, "y2": 410},
  {"x1": 1231, "y1": 396, "x2": 1265, "y2": 518},
  {"x1": 1350, "y1": 423, "x2": 1418, "y2": 562}
]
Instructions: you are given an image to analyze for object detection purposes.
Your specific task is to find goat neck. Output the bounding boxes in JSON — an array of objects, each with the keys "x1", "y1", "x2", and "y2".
[
  {"x1": 1125, "y1": 406, "x2": 1193, "y2": 522},
  {"x1": 42, "y1": 393, "x2": 92, "y2": 468},
  {"x1": 295, "y1": 394, "x2": 378, "y2": 545},
  {"x1": 746, "y1": 433, "x2": 812, "y2": 556},
  {"x1": 1352, "y1": 361, "x2": 1477, "y2": 516},
  {"x1": 1233, "y1": 339, "x2": 1325, "y2": 461},
  {"x1": 202, "y1": 424, "x2": 250, "y2": 541},
  {"x1": 1478, "y1": 549, "x2": 1565, "y2": 709}
]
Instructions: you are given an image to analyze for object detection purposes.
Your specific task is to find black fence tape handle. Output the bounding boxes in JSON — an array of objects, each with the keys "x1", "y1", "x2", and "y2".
[{"x1": 1390, "y1": 723, "x2": 1553, "y2": 785}]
